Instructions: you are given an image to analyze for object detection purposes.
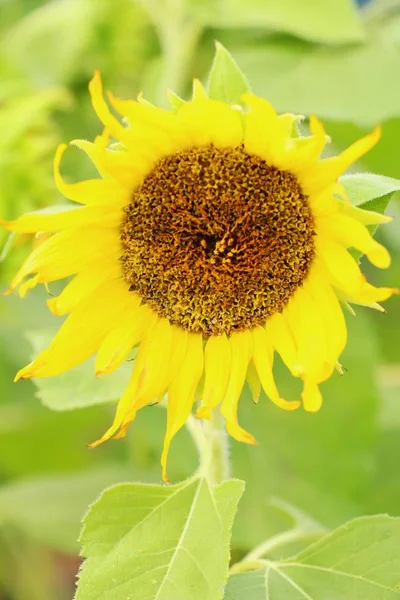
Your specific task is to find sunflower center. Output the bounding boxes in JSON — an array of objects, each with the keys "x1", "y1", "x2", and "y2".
[{"x1": 121, "y1": 144, "x2": 315, "y2": 336}]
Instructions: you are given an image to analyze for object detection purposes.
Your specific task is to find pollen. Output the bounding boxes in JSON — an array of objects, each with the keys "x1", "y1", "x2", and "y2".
[{"x1": 121, "y1": 144, "x2": 315, "y2": 336}]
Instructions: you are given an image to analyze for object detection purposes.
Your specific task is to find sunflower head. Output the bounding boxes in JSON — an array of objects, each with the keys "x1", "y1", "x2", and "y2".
[{"x1": 2, "y1": 68, "x2": 395, "y2": 481}]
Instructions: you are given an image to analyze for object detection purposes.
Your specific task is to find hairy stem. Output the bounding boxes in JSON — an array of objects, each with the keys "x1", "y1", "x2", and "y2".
[{"x1": 187, "y1": 411, "x2": 231, "y2": 484}]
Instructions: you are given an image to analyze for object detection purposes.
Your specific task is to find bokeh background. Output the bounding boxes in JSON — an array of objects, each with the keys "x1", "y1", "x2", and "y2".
[{"x1": 1, "y1": 0, "x2": 400, "y2": 598}]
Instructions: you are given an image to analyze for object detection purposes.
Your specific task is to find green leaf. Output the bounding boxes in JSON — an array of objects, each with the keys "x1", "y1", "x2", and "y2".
[
  {"x1": 340, "y1": 173, "x2": 400, "y2": 207},
  {"x1": 226, "y1": 515, "x2": 400, "y2": 599},
  {"x1": 0, "y1": 467, "x2": 138, "y2": 554},
  {"x1": 26, "y1": 330, "x2": 131, "y2": 410},
  {"x1": 167, "y1": 89, "x2": 185, "y2": 111},
  {"x1": 208, "y1": 42, "x2": 251, "y2": 105},
  {"x1": 75, "y1": 477, "x2": 245, "y2": 600},
  {"x1": 193, "y1": 0, "x2": 365, "y2": 44},
  {"x1": 231, "y1": 20, "x2": 400, "y2": 126},
  {"x1": 340, "y1": 173, "x2": 400, "y2": 208}
]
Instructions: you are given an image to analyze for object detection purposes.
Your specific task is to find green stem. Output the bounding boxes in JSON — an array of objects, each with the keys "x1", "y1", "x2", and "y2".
[
  {"x1": 230, "y1": 528, "x2": 325, "y2": 574},
  {"x1": 141, "y1": 0, "x2": 202, "y2": 104},
  {"x1": 187, "y1": 411, "x2": 230, "y2": 484},
  {"x1": 244, "y1": 528, "x2": 322, "y2": 562}
]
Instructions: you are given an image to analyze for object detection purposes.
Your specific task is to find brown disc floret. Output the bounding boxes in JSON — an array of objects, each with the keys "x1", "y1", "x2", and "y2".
[{"x1": 120, "y1": 144, "x2": 315, "y2": 336}]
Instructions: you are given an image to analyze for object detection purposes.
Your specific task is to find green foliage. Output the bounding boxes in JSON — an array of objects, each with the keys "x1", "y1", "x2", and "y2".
[
  {"x1": 0, "y1": 467, "x2": 136, "y2": 554},
  {"x1": 0, "y1": 85, "x2": 71, "y2": 257},
  {"x1": 1, "y1": 0, "x2": 154, "y2": 89},
  {"x1": 226, "y1": 516, "x2": 400, "y2": 599},
  {"x1": 228, "y1": 17, "x2": 400, "y2": 126},
  {"x1": 192, "y1": 0, "x2": 365, "y2": 44},
  {"x1": 208, "y1": 42, "x2": 251, "y2": 105},
  {"x1": 2, "y1": 0, "x2": 99, "y2": 86},
  {"x1": 75, "y1": 477, "x2": 244, "y2": 600},
  {"x1": 340, "y1": 173, "x2": 400, "y2": 208}
]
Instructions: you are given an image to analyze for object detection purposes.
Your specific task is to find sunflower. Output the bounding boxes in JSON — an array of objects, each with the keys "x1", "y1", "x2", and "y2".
[{"x1": 2, "y1": 72, "x2": 395, "y2": 481}]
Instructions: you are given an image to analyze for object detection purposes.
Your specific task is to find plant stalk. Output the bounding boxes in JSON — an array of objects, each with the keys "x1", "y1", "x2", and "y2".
[{"x1": 187, "y1": 411, "x2": 231, "y2": 484}]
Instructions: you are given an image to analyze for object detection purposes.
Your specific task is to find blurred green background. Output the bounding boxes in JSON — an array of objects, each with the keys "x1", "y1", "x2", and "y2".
[{"x1": 1, "y1": 0, "x2": 400, "y2": 598}]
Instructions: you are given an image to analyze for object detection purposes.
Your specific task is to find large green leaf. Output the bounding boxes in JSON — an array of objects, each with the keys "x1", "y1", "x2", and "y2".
[
  {"x1": 229, "y1": 20, "x2": 400, "y2": 125},
  {"x1": 192, "y1": 0, "x2": 364, "y2": 44},
  {"x1": 75, "y1": 477, "x2": 244, "y2": 600},
  {"x1": 0, "y1": 467, "x2": 138, "y2": 554},
  {"x1": 226, "y1": 515, "x2": 400, "y2": 599},
  {"x1": 208, "y1": 42, "x2": 251, "y2": 104}
]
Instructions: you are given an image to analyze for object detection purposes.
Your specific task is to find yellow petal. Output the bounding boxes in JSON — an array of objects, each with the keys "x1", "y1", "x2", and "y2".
[
  {"x1": 112, "y1": 325, "x2": 190, "y2": 443},
  {"x1": 47, "y1": 259, "x2": 122, "y2": 316},
  {"x1": 285, "y1": 116, "x2": 328, "y2": 172},
  {"x1": 340, "y1": 201, "x2": 393, "y2": 225},
  {"x1": 246, "y1": 359, "x2": 261, "y2": 404},
  {"x1": 302, "y1": 378, "x2": 323, "y2": 412},
  {"x1": 89, "y1": 70, "x2": 128, "y2": 144},
  {"x1": 161, "y1": 332, "x2": 203, "y2": 482},
  {"x1": 71, "y1": 139, "x2": 150, "y2": 190},
  {"x1": 133, "y1": 317, "x2": 174, "y2": 403},
  {"x1": 168, "y1": 326, "x2": 189, "y2": 383},
  {"x1": 316, "y1": 236, "x2": 365, "y2": 297},
  {"x1": 266, "y1": 311, "x2": 300, "y2": 376},
  {"x1": 192, "y1": 79, "x2": 208, "y2": 101},
  {"x1": 10, "y1": 227, "x2": 122, "y2": 290},
  {"x1": 301, "y1": 127, "x2": 381, "y2": 195},
  {"x1": 18, "y1": 274, "x2": 40, "y2": 299},
  {"x1": 305, "y1": 270, "x2": 347, "y2": 367},
  {"x1": 221, "y1": 330, "x2": 256, "y2": 445},
  {"x1": 308, "y1": 187, "x2": 340, "y2": 218},
  {"x1": 286, "y1": 286, "x2": 330, "y2": 383},
  {"x1": 252, "y1": 326, "x2": 300, "y2": 411},
  {"x1": 90, "y1": 74, "x2": 178, "y2": 157},
  {"x1": 277, "y1": 113, "x2": 303, "y2": 138},
  {"x1": 108, "y1": 92, "x2": 177, "y2": 132},
  {"x1": 53, "y1": 143, "x2": 130, "y2": 205},
  {"x1": 0, "y1": 205, "x2": 122, "y2": 233},
  {"x1": 177, "y1": 100, "x2": 243, "y2": 148},
  {"x1": 196, "y1": 334, "x2": 231, "y2": 419},
  {"x1": 243, "y1": 94, "x2": 285, "y2": 166},
  {"x1": 8, "y1": 226, "x2": 121, "y2": 292},
  {"x1": 347, "y1": 281, "x2": 397, "y2": 305},
  {"x1": 95, "y1": 300, "x2": 153, "y2": 377},
  {"x1": 317, "y1": 212, "x2": 391, "y2": 269},
  {"x1": 88, "y1": 337, "x2": 153, "y2": 449},
  {"x1": 15, "y1": 279, "x2": 133, "y2": 379}
]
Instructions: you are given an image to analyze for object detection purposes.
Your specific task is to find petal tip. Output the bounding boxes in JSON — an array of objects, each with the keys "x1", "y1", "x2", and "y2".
[
  {"x1": 0, "y1": 218, "x2": 13, "y2": 231},
  {"x1": 2, "y1": 285, "x2": 14, "y2": 297},
  {"x1": 14, "y1": 362, "x2": 36, "y2": 382},
  {"x1": 195, "y1": 406, "x2": 211, "y2": 420}
]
